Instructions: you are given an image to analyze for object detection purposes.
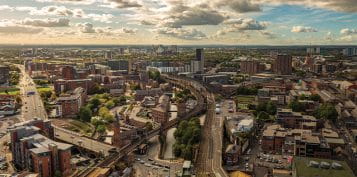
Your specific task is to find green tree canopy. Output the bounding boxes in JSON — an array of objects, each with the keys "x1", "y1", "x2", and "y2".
[{"x1": 79, "y1": 107, "x2": 92, "y2": 122}]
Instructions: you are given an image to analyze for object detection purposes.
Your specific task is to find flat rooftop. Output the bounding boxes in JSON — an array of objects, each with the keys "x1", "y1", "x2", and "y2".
[{"x1": 293, "y1": 157, "x2": 355, "y2": 177}]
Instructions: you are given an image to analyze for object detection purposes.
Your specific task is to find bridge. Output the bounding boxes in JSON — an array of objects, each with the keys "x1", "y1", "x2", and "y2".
[
  {"x1": 72, "y1": 74, "x2": 208, "y2": 177},
  {"x1": 53, "y1": 125, "x2": 116, "y2": 157}
]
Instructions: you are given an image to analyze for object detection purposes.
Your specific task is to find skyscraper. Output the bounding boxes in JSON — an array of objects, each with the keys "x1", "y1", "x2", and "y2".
[
  {"x1": 273, "y1": 54, "x2": 292, "y2": 75},
  {"x1": 196, "y1": 48, "x2": 204, "y2": 73}
]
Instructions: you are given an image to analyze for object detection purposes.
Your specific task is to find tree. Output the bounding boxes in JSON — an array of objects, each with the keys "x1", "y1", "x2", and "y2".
[
  {"x1": 314, "y1": 103, "x2": 338, "y2": 122},
  {"x1": 98, "y1": 107, "x2": 114, "y2": 123},
  {"x1": 105, "y1": 100, "x2": 115, "y2": 109},
  {"x1": 257, "y1": 111, "x2": 270, "y2": 121},
  {"x1": 266, "y1": 101, "x2": 277, "y2": 115},
  {"x1": 97, "y1": 125, "x2": 106, "y2": 134},
  {"x1": 79, "y1": 107, "x2": 92, "y2": 122},
  {"x1": 309, "y1": 94, "x2": 321, "y2": 102},
  {"x1": 289, "y1": 100, "x2": 306, "y2": 112},
  {"x1": 89, "y1": 98, "x2": 101, "y2": 110}
]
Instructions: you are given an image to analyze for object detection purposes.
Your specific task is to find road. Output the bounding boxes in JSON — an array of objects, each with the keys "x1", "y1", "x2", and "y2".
[
  {"x1": 17, "y1": 64, "x2": 47, "y2": 120},
  {"x1": 53, "y1": 125, "x2": 115, "y2": 157}
]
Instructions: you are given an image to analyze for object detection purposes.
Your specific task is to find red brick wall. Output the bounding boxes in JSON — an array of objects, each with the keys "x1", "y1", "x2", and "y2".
[{"x1": 32, "y1": 153, "x2": 51, "y2": 177}]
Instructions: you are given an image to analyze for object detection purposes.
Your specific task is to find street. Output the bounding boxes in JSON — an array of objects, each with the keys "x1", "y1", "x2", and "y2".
[{"x1": 17, "y1": 64, "x2": 47, "y2": 120}]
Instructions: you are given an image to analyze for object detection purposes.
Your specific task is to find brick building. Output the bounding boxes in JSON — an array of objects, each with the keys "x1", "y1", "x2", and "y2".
[
  {"x1": 240, "y1": 60, "x2": 265, "y2": 75},
  {"x1": 56, "y1": 87, "x2": 87, "y2": 117},
  {"x1": 0, "y1": 65, "x2": 10, "y2": 84},
  {"x1": 261, "y1": 124, "x2": 332, "y2": 158},
  {"x1": 151, "y1": 95, "x2": 170, "y2": 124},
  {"x1": 276, "y1": 109, "x2": 321, "y2": 130},
  {"x1": 273, "y1": 54, "x2": 292, "y2": 75},
  {"x1": 54, "y1": 79, "x2": 94, "y2": 94},
  {"x1": 61, "y1": 65, "x2": 76, "y2": 80},
  {"x1": 9, "y1": 119, "x2": 72, "y2": 177}
]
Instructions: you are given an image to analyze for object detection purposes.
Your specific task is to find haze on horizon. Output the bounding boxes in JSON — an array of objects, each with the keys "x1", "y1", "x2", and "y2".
[{"x1": 0, "y1": 0, "x2": 356, "y2": 45}]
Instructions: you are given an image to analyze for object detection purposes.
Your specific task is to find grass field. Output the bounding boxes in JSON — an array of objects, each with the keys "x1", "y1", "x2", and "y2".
[
  {"x1": 68, "y1": 119, "x2": 94, "y2": 136},
  {"x1": 0, "y1": 87, "x2": 20, "y2": 95},
  {"x1": 36, "y1": 87, "x2": 53, "y2": 92}
]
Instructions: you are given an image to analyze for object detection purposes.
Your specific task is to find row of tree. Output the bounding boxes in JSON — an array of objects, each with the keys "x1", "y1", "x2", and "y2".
[{"x1": 173, "y1": 118, "x2": 201, "y2": 160}]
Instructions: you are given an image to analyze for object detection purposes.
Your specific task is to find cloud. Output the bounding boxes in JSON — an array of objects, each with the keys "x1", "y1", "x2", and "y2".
[
  {"x1": 103, "y1": 0, "x2": 142, "y2": 8},
  {"x1": 36, "y1": 0, "x2": 95, "y2": 4},
  {"x1": 140, "y1": 20, "x2": 155, "y2": 25},
  {"x1": 21, "y1": 18, "x2": 70, "y2": 27},
  {"x1": 160, "y1": 5, "x2": 227, "y2": 28},
  {"x1": 291, "y1": 26, "x2": 318, "y2": 33},
  {"x1": 77, "y1": 23, "x2": 137, "y2": 35},
  {"x1": 215, "y1": 0, "x2": 261, "y2": 13},
  {"x1": 16, "y1": 6, "x2": 86, "y2": 18},
  {"x1": 87, "y1": 14, "x2": 114, "y2": 23},
  {"x1": 153, "y1": 27, "x2": 206, "y2": 40},
  {"x1": 253, "y1": 0, "x2": 357, "y2": 13},
  {"x1": 0, "y1": 20, "x2": 43, "y2": 34},
  {"x1": 340, "y1": 28, "x2": 357, "y2": 35},
  {"x1": 259, "y1": 30, "x2": 276, "y2": 39},
  {"x1": 0, "y1": 5, "x2": 13, "y2": 11},
  {"x1": 224, "y1": 18, "x2": 268, "y2": 30}
]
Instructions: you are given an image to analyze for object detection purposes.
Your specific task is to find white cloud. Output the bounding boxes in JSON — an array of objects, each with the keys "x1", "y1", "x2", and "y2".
[
  {"x1": 36, "y1": 0, "x2": 96, "y2": 5},
  {"x1": 159, "y1": 4, "x2": 227, "y2": 28},
  {"x1": 21, "y1": 18, "x2": 70, "y2": 27},
  {"x1": 153, "y1": 27, "x2": 206, "y2": 40},
  {"x1": 77, "y1": 22, "x2": 137, "y2": 35},
  {"x1": 87, "y1": 14, "x2": 114, "y2": 23},
  {"x1": 340, "y1": 28, "x2": 357, "y2": 35},
  {"x1": 291, "y1": 26, "x2": 318, "y2": 33},
  {"x1": 0, "y1": 5, "x2": 13, "y2": 11}
]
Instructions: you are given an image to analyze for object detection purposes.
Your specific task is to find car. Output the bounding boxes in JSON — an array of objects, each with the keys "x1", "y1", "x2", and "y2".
[
  {"x1": 140, "y1": 160, "x2": 145, "y2": 164},
  {"x1": 136, "y1": 158, "x2": 141, "y2": 161},
  {"x1": 163, "y1": 169, "x2": 169, "y2": 172},
  {"x1": 245, "y1": 163, "x2": 249, "y2": 168},
  {"x1": 148, "y1": 158, "x2": 153, "y2": 161},
  {"x1": 164, "y1": 166, "x2": 170, "y2": 169}
]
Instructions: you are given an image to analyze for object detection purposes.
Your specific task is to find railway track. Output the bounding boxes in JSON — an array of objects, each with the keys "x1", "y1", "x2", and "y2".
[{"x1": 73, "y1": 74, "x2": 207, "y2": 177}]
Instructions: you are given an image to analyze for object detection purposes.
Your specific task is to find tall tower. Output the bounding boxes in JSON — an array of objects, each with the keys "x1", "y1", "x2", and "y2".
[
  {"x1": 112, "y1": 112, "x2": 121, "y2": 147},
  {"x1": 196, "y1": 48, "x2": 204, "y2": 73}
]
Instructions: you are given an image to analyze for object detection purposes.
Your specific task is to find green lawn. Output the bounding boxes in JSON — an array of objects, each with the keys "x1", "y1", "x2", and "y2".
[
  {"x1": 236, "y1": 95, "x2": 255, "y2": 110},
  {"x1": 68, "y1": 120, "x2": 94, "y2": 136},
  {"x1": 36, "y1": 87, "x2": 53, "y2": 92},
  {"x1": 0, "y1": 87, "x2": 20, "y2": 95},
  {"x1": 236, "y1": 95, "x2": 255, "y2": 103}
]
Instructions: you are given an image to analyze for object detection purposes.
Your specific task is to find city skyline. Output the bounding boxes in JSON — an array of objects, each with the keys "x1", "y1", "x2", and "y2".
[{"x1": 0, "y1": 0, "x2": 356, "y2": 45}]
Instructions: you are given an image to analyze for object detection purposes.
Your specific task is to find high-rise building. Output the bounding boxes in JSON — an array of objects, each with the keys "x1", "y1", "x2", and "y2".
[
  {"x1": 0, "y1": 65, "x2": 10, "y2": 84},
  {"x1": 104, "y1": 50, "x2": 113, "y2": 59},
  {"x1": 342, "y1": 48, "x2": 357, "y2": 57},
  {"x1": 240, "y1": 60, "x2": 265, "y2": 75},
  {"x1": 273, "y1": 54, "x2": 292, "y2": 75},
  {"x1": 107, "y1": 60, "x2": 129, "y2": 71},
  {"x1": 306, "y1": 47, "x2": 320, "y2": 55},
  {"x1": 196, "y1": 48, "x2": 204, "y2": 73},
  {"x1": 61, "y1": 66, "x2": 76, "y2": 80}
]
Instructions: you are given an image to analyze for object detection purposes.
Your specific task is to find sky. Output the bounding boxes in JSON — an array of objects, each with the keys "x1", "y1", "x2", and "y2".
[{"x1": 0, "y1": 0, "x2": 356, "y2": 45}]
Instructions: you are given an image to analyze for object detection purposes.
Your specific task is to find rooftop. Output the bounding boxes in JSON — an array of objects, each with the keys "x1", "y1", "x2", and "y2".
[{"x1": 293, "y1": 157, "x2": 355, "y2": 177}]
